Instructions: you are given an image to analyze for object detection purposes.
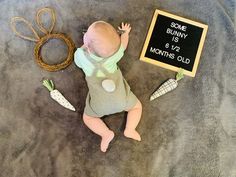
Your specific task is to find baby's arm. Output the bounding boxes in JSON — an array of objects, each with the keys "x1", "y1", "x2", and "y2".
[{"x1": 118, "y1": 22, "x2": 131, "y2": 50}]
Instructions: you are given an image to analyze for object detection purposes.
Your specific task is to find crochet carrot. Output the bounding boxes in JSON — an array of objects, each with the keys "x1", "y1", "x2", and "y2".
[
  {"x1": 42, "y1": 79, "x2": 76, "y2": 111},
  {"x1": 150, "y1": 69, "x2": 184, "y2": 101}
]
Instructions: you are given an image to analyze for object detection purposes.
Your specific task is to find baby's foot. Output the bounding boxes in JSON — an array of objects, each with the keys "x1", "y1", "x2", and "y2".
[
  {"x1": 100, "y1": 130, "x2": 115, "y2": 152},
  {"x1": 124, "y1": 129, "x2": 141, "y2": 141}
]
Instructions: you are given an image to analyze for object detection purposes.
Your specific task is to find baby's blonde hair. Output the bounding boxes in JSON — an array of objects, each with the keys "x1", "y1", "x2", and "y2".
[{"x1": 84, "y1": 21, "x2": 120, "y2": 58}]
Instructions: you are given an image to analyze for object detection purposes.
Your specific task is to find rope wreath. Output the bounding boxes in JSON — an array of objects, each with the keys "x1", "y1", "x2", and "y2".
[{"x1": 11, "y1": 7, "x2": 75, "y2": 72}]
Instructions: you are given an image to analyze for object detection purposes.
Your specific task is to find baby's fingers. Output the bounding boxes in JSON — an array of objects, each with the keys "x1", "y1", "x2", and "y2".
[
  {"x1": 119, "y1": 22, "x2": 131, "y2": 33},
  {"x1": 125, "y1": 23, "x2": 130, "y2": 28},
  {"x1": 121, "y1": 22, "x2": 125, "y2": 28},
  {"x1": 125, "y1": 23, "x2": 131, "y2": 30}
]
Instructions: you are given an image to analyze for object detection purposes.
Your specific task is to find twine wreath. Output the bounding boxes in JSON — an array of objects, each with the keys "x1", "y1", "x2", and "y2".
[{"x1": 11, "y1": 7, "x2": 75, "y2": 72}]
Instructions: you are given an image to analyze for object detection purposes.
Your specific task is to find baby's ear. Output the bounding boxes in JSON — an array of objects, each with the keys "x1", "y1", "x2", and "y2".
[{"x1": 83, "y1": 32, "x2": 88, "y2": 46}]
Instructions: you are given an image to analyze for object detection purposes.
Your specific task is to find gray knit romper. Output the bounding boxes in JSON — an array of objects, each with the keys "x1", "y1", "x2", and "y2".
[{"x1": 84, "y1": 53, "x2": 138, "y2": 117}]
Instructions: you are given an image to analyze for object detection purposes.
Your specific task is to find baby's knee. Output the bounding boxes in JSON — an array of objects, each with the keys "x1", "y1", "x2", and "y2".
[
  {"x1": 131, "y1": 100, "x2": 142, "y2": 111},
  {"x1": 137, "y1": 100, "x2": 142, "y2": 110},
  {"x1": 83, "y1": 113, "x2": 91, "y2": 123}
]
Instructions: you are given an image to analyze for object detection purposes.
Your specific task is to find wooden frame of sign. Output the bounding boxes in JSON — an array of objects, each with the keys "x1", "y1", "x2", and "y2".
[{"x1": 140, "y1": 9, "x2": 208, "y2": 77}]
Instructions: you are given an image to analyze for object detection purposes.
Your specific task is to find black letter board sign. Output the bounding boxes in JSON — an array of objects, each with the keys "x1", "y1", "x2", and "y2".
[{"x1": 140, "y1": 9, "x2": 208, "y2": 77}]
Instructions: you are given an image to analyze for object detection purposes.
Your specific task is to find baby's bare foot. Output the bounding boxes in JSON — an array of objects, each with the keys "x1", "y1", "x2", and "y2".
[
  {"x1": 100, "y1": 130, "x2": 115, "y2": 152},
  {"x1": 124, "y1": 129, "x2": 141, "y2": 141}
]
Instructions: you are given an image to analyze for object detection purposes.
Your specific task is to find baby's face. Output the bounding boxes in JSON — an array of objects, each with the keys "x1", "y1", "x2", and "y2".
[{"x1": 84, "y1": 21, "x2": 120, "y2": 58}]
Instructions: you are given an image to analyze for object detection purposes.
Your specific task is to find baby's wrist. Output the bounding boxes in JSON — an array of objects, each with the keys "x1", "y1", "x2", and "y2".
[{"x1": 121, "y1": 31, "x2": 129, "y2": 36}]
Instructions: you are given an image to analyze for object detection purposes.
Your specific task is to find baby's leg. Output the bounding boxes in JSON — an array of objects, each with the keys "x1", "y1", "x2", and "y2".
[
  {"x1": 124, "y1": 100, "x2": 142, "y2": 141},
  {"x1": 83, "y1": 113, "x2": 114, "y2": 152}
]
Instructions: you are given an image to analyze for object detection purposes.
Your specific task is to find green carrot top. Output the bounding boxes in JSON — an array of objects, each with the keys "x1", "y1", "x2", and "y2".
[
  {"x1": 42, "y1": 79, "x2": 55, "y2": 92},
  {"x1": 176, "y1": 68, "x2": 184, "y2": 81}
]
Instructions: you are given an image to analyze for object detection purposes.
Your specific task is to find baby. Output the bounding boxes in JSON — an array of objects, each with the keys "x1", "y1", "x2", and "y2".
[{"x1": 74, "y1": 21, "x2": 142, "y2": 152}]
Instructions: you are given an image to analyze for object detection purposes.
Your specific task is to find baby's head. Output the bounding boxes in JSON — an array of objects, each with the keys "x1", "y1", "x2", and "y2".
[{"x1": 83, "y1": 21, "x2": 120, "y2": 58}]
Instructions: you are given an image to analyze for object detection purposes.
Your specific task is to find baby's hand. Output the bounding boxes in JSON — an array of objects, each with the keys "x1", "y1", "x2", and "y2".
[{"x1": 118, "y1": 22, "x2": 131, "y2": 34}]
